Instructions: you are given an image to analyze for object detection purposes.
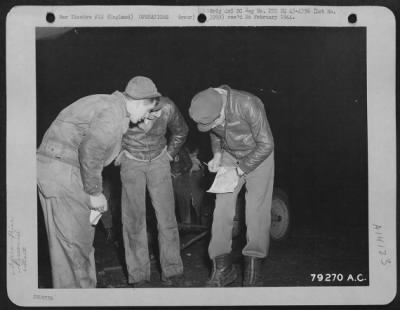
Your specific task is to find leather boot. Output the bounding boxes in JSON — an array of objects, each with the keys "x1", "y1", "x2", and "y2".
[
  {"x1": 242, "y1": 256, "x2": 264, "y2": 287},
  {"x1": 206, "y1": 254, "x2": 237, "y2": 287}
]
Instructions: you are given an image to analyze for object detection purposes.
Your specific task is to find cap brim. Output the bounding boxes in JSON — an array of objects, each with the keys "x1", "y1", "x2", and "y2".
[
  {"x1": 124, "y1": 91, "x2": 162, "y2": 100},
  {"x1": 197, "y1": 122, "x2": 214, "y2": 132}
]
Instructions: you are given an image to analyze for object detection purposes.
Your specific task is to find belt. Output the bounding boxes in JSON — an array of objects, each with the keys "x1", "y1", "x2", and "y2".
[{"x1": 121, "y1": 146, "x2": 167, "y2": 162}]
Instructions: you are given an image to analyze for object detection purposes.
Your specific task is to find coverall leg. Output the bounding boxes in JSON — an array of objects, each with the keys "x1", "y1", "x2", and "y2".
[
  {"x1": 147, "y1": 153, "x2": 184, "y2": 279},
  {"x1": 37, "y1": 157, "x2": 96, "y2": 288},
  {"x1": 242, "y1": 152, "x2": 274, "y2": 258},
  {"x1": 120, "y1": 159, "x2": 150, "y2": 283},
  {"x1": 208, "y1": 152, "x2": 245, "y2": 259}
]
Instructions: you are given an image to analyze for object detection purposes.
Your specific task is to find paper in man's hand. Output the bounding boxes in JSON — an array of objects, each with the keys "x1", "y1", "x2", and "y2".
[
  {"x1": 207, "y1": 166, "x2": 239, "y2": 193},
  {"x1": 90, "y1": 210, "x2": 102, "y2": 226}
]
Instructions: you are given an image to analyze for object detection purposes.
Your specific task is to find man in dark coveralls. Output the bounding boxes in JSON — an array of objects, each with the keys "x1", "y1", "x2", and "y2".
[{"x1": 37, "y1": 76, "x2": 161, "y2": 288}]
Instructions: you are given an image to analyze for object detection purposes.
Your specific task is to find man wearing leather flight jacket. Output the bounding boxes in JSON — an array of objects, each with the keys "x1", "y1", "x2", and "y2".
[
  {"x1": 189, "y1": 85, "x2": 275, "y2": 287},
  {"x1": 117, "y1": 95, "x2": 188, "y2": 287}
]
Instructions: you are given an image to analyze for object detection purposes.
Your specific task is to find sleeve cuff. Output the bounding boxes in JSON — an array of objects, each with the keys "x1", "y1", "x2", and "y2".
[
  {"x1": 237, "y1": 161, "x2": 251, "y2": 175},
  {"x1": 83, "y1": 180, "x2": 103, "y2": 196}
]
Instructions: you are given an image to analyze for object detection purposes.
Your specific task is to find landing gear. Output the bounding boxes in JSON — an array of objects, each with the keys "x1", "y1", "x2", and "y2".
[
  {"x1": 232, "y1": 188, "x2": 291, "y2": 241},
  {"x1": 270, "y1": 189, "x2": 290, "y2": 240},
  {"x1": 180, "y1": 188, "x2": 291, "y2": 249}
]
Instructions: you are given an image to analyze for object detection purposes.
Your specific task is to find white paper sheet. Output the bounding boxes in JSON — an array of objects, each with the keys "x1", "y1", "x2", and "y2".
[
  {"x1": 207, "y1": 166, "x2": 239, "y2": 193},
  {"x1": 89, "y1": 210, "x2": 102, "y2": 226}
]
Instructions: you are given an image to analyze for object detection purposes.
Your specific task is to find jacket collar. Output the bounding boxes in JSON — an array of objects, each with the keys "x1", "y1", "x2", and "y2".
[
  {"x1": 114, "y1": 91, "x2": 131, "y2": 117},
  {"x1": 152, "y1": 96, "x2": 167, "y2": 112},
  {"x1": 152, "y1": 96, "x2": 168, "y2": 114},
  {"x1": 216, "y1": 85, "x2": 232, "y2": 116},
  {"x1": 217, "y1": 85, "x2": 232, "y2": 98}
]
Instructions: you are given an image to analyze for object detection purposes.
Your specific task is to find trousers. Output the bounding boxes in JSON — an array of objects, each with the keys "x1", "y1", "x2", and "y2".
[
  {"x1": 120, "y1": 152, "x2": 183, "y2": 283},
  {"x1": 172, "y1": 173, "x2": 192, "y2": 224},
  {"x1": 101, "y1": 177, "x2": 115, "y2": 230},
  {"x1": 208, "y1": 151, "x2": 274, "y2": 259},
  {"x1": 37, "y1": 155, "x2": 96, "y2": 288}
]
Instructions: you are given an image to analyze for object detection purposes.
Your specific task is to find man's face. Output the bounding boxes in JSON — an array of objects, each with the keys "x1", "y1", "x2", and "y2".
[
  {"x1": 126, "y1": 97, "x2": 158, "y2": 124},
  {"x1": 146, "y1": 108, "x2": 162, "y2": 121}
]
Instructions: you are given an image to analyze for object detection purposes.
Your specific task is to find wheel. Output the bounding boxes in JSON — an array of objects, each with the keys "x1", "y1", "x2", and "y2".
[{"x1": 270, "y1": 188, "x2": 290, "y2": 240}]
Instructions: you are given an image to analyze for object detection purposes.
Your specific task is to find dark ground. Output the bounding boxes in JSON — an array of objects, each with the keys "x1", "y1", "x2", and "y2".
[{"x1": 38, "y1": 216, "x2": 369, "y2": 288}]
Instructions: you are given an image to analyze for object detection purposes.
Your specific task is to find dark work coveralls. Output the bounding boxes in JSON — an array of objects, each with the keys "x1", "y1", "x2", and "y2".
[{"x1": 37, "y1": 91, "x2": 130, "y2": 288}]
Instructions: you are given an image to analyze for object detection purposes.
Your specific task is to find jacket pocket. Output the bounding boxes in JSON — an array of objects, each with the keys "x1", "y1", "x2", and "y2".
[
  {"x1": 37, "y1": 159, "x2": 73, "y2": 198},
  {"x1": 42, "y1": 140, "x2": 65, "y2": 159}
]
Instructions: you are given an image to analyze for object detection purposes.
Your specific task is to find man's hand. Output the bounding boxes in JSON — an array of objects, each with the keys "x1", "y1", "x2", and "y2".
[
  {"x1": 236, "y1": 166, "x2": 245, "y2": 177},
  {"x1": 207, "y1": 152, "x2": 222, "y2": 173},
  {"x1": 89, "y1": 193, "x2": 108, "y2": 213}
]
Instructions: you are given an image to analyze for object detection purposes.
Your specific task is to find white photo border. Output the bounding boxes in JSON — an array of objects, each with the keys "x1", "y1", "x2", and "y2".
[{"x1": 6, "y1": 5, "x2": 396, "y2": 306}]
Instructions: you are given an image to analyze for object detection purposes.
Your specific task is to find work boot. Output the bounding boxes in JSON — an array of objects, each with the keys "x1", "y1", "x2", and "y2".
[
  {"x1": 206, "y1": 254, "x2": 237, "y2": 287},
  {"x1": 131, "y1": 280, "x2": 152, "y2": 288},
  {"x1": 161, "y1": 274, "x2": 185, "y2": 287},
  {"x1": 242, "y1": 256, "x2": 264, "y2": 287}
]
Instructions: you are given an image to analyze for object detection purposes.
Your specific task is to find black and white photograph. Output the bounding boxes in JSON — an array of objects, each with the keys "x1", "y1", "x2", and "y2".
[{"x1": 6, "y1": 5, "x2": 396, "y2": 307}]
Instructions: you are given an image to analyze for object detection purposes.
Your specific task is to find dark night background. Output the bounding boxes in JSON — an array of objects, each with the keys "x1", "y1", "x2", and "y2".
[
  {"x1": 35, "y1": 26, "x2": 369, "y2": 287},
  {"x1": 0, "y1": 0, "x2": 397, "y2": 306},
  {"x1": 36, "y1": 26, "x2": 368, "y2": 232}
]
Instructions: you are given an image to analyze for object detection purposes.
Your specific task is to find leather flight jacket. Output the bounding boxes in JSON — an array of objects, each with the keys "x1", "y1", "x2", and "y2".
[
  {"x1": 122, "y1": 97, "x2": 188, "y2": 161},
  {"x1": 210, "y1": 85, "x2": 274, "y2": 174}
]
